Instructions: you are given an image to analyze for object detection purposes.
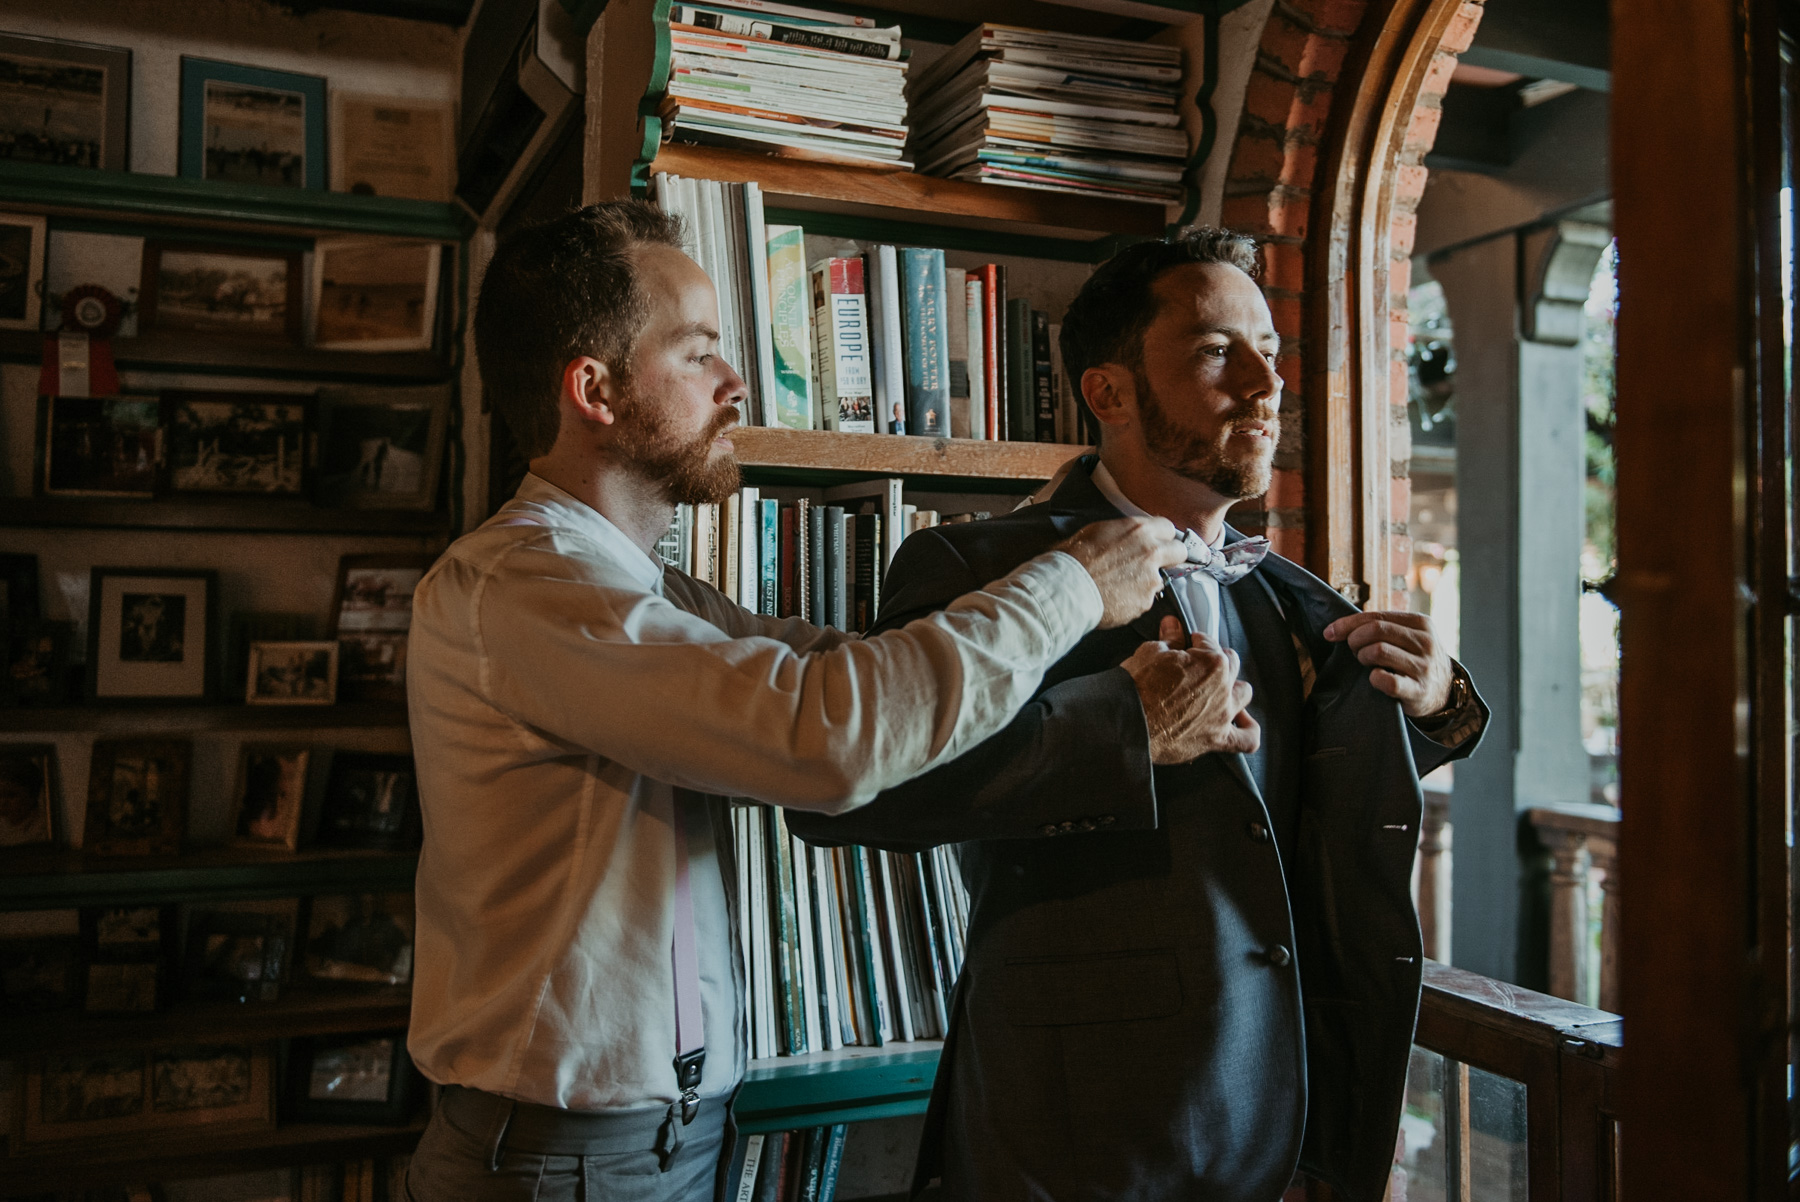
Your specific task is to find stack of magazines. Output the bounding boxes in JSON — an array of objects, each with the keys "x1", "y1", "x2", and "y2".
[
  {"x1": 907, "y1": 24, "x2": 1187, "y2": 202},
  {"x1": 661, "y1": 0, "x2": 911, "y2": 168}
]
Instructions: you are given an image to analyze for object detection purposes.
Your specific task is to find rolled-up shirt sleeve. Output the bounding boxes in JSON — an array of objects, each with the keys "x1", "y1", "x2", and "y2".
[{"x1": 441, "y1": 536, "x2": 1101, "y2": 813}]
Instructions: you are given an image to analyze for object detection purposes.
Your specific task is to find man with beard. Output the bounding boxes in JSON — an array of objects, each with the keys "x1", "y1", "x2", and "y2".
[
  {"x1": 400, "y1": 202, "x2": 1226, "y2": 1201},
  {"x1": 788, "y1": 228, "x2": 1488, "y2": 1202}
]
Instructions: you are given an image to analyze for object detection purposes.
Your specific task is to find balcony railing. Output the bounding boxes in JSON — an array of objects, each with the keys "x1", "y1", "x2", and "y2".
[{"x1": 1527, "y1": 804, "x2": 1621, "y2": 1011}]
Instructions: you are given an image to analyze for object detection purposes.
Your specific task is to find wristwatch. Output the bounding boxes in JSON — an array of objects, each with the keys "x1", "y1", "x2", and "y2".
[{"x1": 1418, "y1": 663, "x2": 1471, "y2": 725}]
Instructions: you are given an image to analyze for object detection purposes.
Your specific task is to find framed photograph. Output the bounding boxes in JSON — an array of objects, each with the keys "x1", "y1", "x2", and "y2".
[
  {"x1": 330, "y1": 93, "x2": 454, "y2": 201},
  {"x1": 245, "y1": 641, "x2": 337, "y2": 707},
  {"x1": 301, "y1": 892, "x2": 414, "y2": 986},
  {"x1": 310, "y1": 238, "x2": 443, "y2": 353},
  {"x1": 165, "y1": 392, "x2": 307, "y2": 495},
  {"x1": 42, "y1": 229, "x2": 144, "y2": 336},
  {"x1": 0, "y1": 935, "x2": 82, "y2": 1014},
  {"x1": 230, "y1": 745, "x2": 311, "y2": 851},
  {"x1": 0, "y1": 743, "x2": 60, "y2": 850},
  {"x1": 317, "y1": 752, "x2": 418, "y2": 850},
  {"x1": 0, "y1": 210, "x2": 47, "y2": 330},
  {"x1": 179, "y1": 58, "x2": 325, "y2": 190},
  {"x1": 329, "y1": 553, "x2": 433, "y2": 702},
  {"x1": 87, "y1": 568, "x2": 218, "y2": 703},
  {"x1": 20, "y1": 1044, "x2": 275, "y2": 1148},
  {"x1": 38, "y1": 394, "x2": 162, "y2": 498},
  {"x1": 0, "y1": 552, "x2": 40, "y2": 627},
  {"x1": 288, "y1": 1031, "x2": 418, "y2": 1124},
  {"x1": 81, "y1": 904, "x2": 174, "y2": 1014},
  {"x1": 313, "y1": 385, "x2": 450, "y2": 510},
  {"x1": 140, "y1": 241, "x2": 301, "y2": 342},
  {"x1": 0, "y1": 32, "x2": 131, "y2": 170},
  {"x1": 4, "y1": 621, "x2": 75, "y2": 707},
  {"x1": 183, "y1": 910, "x2": 291, "y2": 1003},
  {"x1": 82, "y1": 738, "x2": 190, "y2": 856}
]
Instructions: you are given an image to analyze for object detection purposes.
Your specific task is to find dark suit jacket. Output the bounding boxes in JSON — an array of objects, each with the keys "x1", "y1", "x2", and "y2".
[{"x1": 787, "y1": 458, "x2": 1485, "y2": 1202}]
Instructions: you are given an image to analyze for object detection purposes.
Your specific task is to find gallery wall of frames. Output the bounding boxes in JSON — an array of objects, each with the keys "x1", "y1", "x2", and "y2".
[{"x1": 0, "y1": 8, "x2": 466, "y2": 1194}]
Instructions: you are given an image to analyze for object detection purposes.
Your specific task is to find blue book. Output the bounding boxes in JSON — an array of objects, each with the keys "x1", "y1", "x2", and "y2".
[
  {"x1": 900, "y1": 247, "x2": 952, "y2": 439},
  {"x1": 817, "y1": 1124, "x2": 850, "y2": 1202},
  {"x1": 759, "y1": 498, "x2": 780, "y2": 615}
]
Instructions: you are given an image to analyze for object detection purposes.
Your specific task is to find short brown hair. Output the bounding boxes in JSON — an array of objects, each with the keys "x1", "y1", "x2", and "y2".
[
  {"x1": 1058, "y1": 226, "x2": 1262, "y2": 413},
  {"x1": 474, "y1": 200, "x2": 686, "y2": 459}
]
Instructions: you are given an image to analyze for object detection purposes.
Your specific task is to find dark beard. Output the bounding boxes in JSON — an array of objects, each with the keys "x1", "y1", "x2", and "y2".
[
  {"x1": 1135, "y1": 369, "x2": 1277, "y2": 500},
  {"x1": 611, "y1": 387, "x2": 741, "y2": 505}
]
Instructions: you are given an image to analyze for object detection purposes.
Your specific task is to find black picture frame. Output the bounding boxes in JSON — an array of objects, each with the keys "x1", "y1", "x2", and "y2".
[
  {"x1": 87, "y1": 567, "x2": 219, "y2": 703},
  {"x1": 139, "y1": 240, "x2": 303, "y2": 344},
  {"x1": 81, "y1": 903, "x2": 175, "y2": 1014},
  {"x1": 0, "y1": 742, "x2": 61, "y2": 852},
  {"x1": 300, "y1": 892, "x2": 415, "y2": 986},
  {"x1": 82, "y1": 738, "x2": 190, "y2": 856},
  {"x1": 312, "y1": 386, "x2": 451, "y2": 511},
  {"x1": 4, "y1": 620, "x2": 76, "y2": 708},
  {"x1": 317, "y1": 752, "x2": 419, "y2": 850},
  {"x1": 287, "y1": 1030, "x2": 419, "y2": 1124},
  {"x1": 183, "y1": 908, "x2": 291, "y2": 1003},
  {"x1": 0, "y1": 934, "x2": 83, "y2": 1015},
  {"x1": 328, "y1": 553, "x2": 433, "y2": 702},
  {"x1": 38, "y1": 394, "x2": 163, "y2": 499},
  {"x1": 0, "y1": 32, "x2": 131, "y2": 171},
  {"x1": 163, "y1": 390, "x2": 309, "y2": 496}
]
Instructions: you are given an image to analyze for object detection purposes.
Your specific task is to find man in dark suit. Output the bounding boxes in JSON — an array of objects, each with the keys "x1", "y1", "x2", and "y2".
[{"x1": 788, "y1": 228, "x2": 1486, "y2": 1202}]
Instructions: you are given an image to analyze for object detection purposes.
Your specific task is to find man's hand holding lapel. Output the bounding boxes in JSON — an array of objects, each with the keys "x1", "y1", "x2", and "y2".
[
  {"x1": 1323, "y1": 610, "x2": 1454, "y2": 717},
  {"x1": 1124, "y1": 613, "x2": 1261, "y2": 763}
]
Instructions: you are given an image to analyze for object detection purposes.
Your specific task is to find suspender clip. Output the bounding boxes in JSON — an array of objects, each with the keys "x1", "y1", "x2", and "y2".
[{"x1": 674, "y1": 1047, "x2": 705, "y2": 1123}]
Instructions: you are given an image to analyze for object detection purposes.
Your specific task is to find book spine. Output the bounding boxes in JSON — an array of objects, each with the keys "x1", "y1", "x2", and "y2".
[
  {"x1": 764, "y1": 224, "x2": 815, "y2": 431},
  {"x1": 810, "y1": 258, "x2": 875, "y2": 434},
  {"x1": 874, "y1": 850, "x2": 916, "y2": 1042},
  {"x1": 791, "y1": 832, "x2": 824, "y2": 1054},
  {"x1": 813, "y1": 844, "x2": 845, "y2": 1049},
  {"x1": 778, "y1": 502, "x2": 796, "y2": 617},
  {"x1": 965, "y1": 278, "x2": 987, "y2": 440},
  {"x1": 1032, "y1": 308, "x2": 1056, "y2": 443},
  {"x1": 797, "y1": 1125, "x2": 826, "y2": 1202},
  {"x1": 818, "y1": 1125, "x2": 849, "y2": 1202},
  {"x1": 673, "y1": 8, "x2": 903, "y2": 59},
  {"x1": 900, "y1": 247, "x2": 952, "y2": 439},
  {"x1": 1005, "y1": 297, "x2": 1035, "y2": 443},
  {"x1": 851, "y1": 511, "x2": 880, "y2": 632},
  {"x1": 746, "y1": 805, "x2": 772, "y2": 1057},
  {"x1": 743, "y1": 183, "x2": 779, "y2": 426},
  {"x1": 875, "y1": 244, "x2": 906, "y2": 435},
  {"x1": 759, "y1": 498, "x2": 780, "y2": 616},
  {"x1": 864, "y1": 249, "x2": 891, "y2": 434},
  {"x1": 794, "y1": 498, "x2": 811, "y2": 620},
  {"x1": 822, "y1": 504, "x2": 846, "y2": 628},
  {"x1": 830, "y1": 847, "x2": 870, "y2": 1043},
  {"x1": 854, "y1": 846, "x2": 894, "y2": 1042},
  {"x1": 807, "y1": 500, "x2": 826, "y2": 622},
  {"x1": 769, "y1": 807, "x2": 805, "y2": 1054},
  {"x1": 722, "y1": 491, "x2": 740, "y2": 601},
  {"x1": 944, "y1": 267, "x2": 970, "y2": 437},
  {"x1": 837, "y1": 512, "x2": 854, "y2": 632},
  {"x1": 739, "y1": 485, "x2": 761, "y2": 610},
  {"x1": 979, "y1": 264, "x2": 1004, "y2": 438},
  {"x1": 735, "y1": 1132, "x2": 767, "y2": 1202}
]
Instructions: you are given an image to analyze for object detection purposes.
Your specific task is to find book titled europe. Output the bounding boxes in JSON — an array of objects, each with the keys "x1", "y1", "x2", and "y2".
[
  {"x1": 809, "y1": 257, "x2": 875, "y2": 433},
  {"x1": 764, "y1": 224, "x2": 814, "y2": 430},
  {"x1": 900, "y1": 247, "x2": 952, "y2": 439}
]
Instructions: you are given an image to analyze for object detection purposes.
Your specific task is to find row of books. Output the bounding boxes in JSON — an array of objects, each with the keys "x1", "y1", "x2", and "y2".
[
  {"x1": 733, "y1": 802, "x2": 970, "y2": 1059},
  {"x1": 727, "y1": 1125, "x2": 850, "y2": 1202},
  {"x1": 661, "y1": 0, "x2": 911, "y2": 167},
  {"x1": 909, "y1": 24, "x2": 1188, "y2": 203},
  {"x1": 654, "y1": 173, "x2": 1092, "y2": 443}
]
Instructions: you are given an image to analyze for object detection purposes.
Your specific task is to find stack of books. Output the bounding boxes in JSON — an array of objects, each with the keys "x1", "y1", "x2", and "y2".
[
  {"x1": 906, "y1": 23, "x2": 1187, "y2": 203},
  {"x1": 654, "y1": 174, "x2": 1093, "y2": 442},
  {"x1": 660, "y1": 0, "x2": 911, "y2": 168}
]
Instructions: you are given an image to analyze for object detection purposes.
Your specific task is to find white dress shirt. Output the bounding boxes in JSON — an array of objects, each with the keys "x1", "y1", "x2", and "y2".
[
  {"x1": 1090, "y1": 462, "x2": 1223, "y2": 643},
  {"x1": 405, "y1": 474, "x2": 1103, "y2": 1113}
]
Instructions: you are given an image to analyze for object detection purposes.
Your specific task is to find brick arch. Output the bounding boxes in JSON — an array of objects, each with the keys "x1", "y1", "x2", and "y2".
[{"x1": 1216, "y1": 0, "x2": 1486, "y2": 610}]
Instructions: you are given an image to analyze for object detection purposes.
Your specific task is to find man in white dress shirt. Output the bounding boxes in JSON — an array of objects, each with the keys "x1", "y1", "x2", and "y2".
[{"x1": 400, "y1": 202, "x2": 1253, "y2": 1201}]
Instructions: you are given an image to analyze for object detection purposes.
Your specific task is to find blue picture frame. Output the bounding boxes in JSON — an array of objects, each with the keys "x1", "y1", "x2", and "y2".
[{"x1": 178, "y1": 57, "x2": 327, "y2": 191}]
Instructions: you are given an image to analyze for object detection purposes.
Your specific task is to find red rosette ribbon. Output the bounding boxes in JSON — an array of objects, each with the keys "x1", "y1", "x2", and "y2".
[{"x1": 40, "y1": 284, "x2": 123, "y2": 397}]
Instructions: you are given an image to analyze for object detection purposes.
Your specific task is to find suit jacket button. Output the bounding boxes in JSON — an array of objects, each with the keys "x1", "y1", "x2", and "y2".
[
  {"x1": 1248, "y1": 820, "x2": 1271, "y2": 843},
  {"x1": 1268, "y1": 945, "x2": 1292, "y2": 967}
]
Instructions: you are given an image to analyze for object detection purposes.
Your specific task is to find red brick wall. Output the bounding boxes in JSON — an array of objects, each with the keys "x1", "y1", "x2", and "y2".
[{"x1": 1217, "y1": 0, "x2": 1487, "y2": 612}]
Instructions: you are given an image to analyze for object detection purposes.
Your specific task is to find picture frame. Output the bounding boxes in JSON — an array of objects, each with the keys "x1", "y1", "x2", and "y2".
[
  {"x1": 183, "y1": 908, "x2": 293, "y2": 1003},
  {"x1": 0, "y1": 934, "x2": 83, "y2": 1015},
  {"x1": 139, "y1": 241, "x2": 302, "y2": 343},
  {"x1": 179, "y1": 57, "x2": 325, "y2": 190},
  {"x1": 19, "y1": 1044, "x2": 275, "y2": 1149},
  {"x1": 0, "y1": 32, "x2": 131, "y2": 171},
  {"x1": 87, "y1": 568, "x2": 218, "y2": 703},
  {"x1": 317, "y1": 752, "x2": 418, "y2": 850},
  {"x1": 42, "y1": 229, "x2": 144, "y2": 336},
  {"x1": 245, "y1": 641, "x2": 337, "y2": 707},
  {"x1": 38, "y1": 394, "x2": 163, "y2": 498},
  {"x1": 0, "y1": 210, "x2": 47, "y2": 330},
  {"x1": 0, "y1": 552, "x2": 41, "y2": 628},
  {"x1": 287, "y1": 1031, "x2": 418, "y2": 1124},
  {"x1": 82, "y1": 738, "x2": 190, "y2": 856},
  {"x1": 0, "y1": 743, "x2": 60, "y2": 851},
  {"x1": 313, "y1": 385, "x2": 450, "y2": 511},
  {"x1": 164, "y1": 391, "x2": 308, "y2": 495},
  {"x1": 5, "y1": 620, "x2": 76, "y2": 707},
  {"x1": 330, "y1": 93, "x2": 455, "y2": 202},
  {"x1": 230, "y1": 745, "x2": 312, "y2": 851},
  {"x1": 310, "y1": 238, "x2": 443, "y2": 353},
  {"x1": 329, "y1": 553, "x2": 433, "y2": 702},
  {"x1": 81, "y1": 904, "x2": 175, "y2": 1014},
  {"x1": 301, "y1": 892, "x2": 414, "y2": 986}
]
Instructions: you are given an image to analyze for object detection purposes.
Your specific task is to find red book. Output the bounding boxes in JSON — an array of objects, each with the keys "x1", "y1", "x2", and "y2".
[
  {"x1": 779, "y1": 504, "x2": 797, "y2": 617},
  {"x1": 977, "y1": 264, "x2": 1005, "y2": 440}
]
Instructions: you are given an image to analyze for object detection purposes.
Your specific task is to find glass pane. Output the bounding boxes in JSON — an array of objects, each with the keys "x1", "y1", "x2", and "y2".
[
  {"x1": 1468, "y1": 1065, "x2": 1529, "y2": 1202},
  {"x1": 1399, "y1": 1045, "x2": 1450, "y2": 1200},
  {"x1": 1396, "y1": 1047, "x2": 1529, "y2": 1202}
]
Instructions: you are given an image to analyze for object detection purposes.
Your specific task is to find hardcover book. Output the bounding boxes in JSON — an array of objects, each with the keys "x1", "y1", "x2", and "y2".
[
  {"x1": 809, "y1": 257, "x2": 875, "y2": 433},
  {"x1": 1032, "y1": 308, "x2": 1057, "y2": 442},
  {"x1": 1005, "y1": 297, "x2": 1035, "y2": 442},
  {"x1": 765, "y1": 224, "x2": 816, "y2": 431},
  {"x1": 900, "y1": 247, "x2": 952, "y2": 439},
  {"x1": 944, "y1": 266, "x2": 972, "y2": 437}
]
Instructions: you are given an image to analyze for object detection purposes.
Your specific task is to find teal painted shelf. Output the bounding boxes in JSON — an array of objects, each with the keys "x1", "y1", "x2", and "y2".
[
  {"x1": 734, "y1": 1043, "x2": 941, "y2": 1132},
  {"x1": 0, "y1": 161, "x2": 474, "y2": 241},
  {"x1": 0, "y1": 847, "x2": 418, "y2": 911}
]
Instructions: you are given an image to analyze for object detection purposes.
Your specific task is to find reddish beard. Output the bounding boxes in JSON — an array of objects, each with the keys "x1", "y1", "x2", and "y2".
[
  {"x1": 609, "y1": 385, "x2": 742, "y2": 505},
  {"x1": 1135, "y1": 369, "x2": 1278, "y2": 500}
]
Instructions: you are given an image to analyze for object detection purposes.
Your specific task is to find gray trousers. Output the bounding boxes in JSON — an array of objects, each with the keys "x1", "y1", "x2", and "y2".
[{"x1": 405, "y1": 1086, "x2": 731, "y2": 1202}]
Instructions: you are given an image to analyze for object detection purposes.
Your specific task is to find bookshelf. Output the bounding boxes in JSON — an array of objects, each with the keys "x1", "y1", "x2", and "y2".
[
  {"x1": 0, "y1": 847, "x2": 418, "y2": 910},
  {"x1": 733, "y1": 426, "x2": 1084, "y2": 490},
  {"x1": 1, "y1": 985, "x2": 413, "y2": 1057},
  {"x1": 736, "y1": 1042, "x2": 942, "y2": 1134},
  {"x1": 0, "y1": 702, "x2": 410, "y2": 734}
]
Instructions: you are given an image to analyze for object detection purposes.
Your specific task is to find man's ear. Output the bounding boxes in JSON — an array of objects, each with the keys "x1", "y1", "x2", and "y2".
[
  {"x1": 1081, "y1": 363, "x2": 1136, "y2": 430},
  {"x1": 562, "y1": 356, "x2": 620, "y2": 426}
]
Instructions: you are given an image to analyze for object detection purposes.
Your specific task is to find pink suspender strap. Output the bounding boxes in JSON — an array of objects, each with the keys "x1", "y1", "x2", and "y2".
[{"x1": 670, "y1": 794, "x2": 705, "y2": 1075}]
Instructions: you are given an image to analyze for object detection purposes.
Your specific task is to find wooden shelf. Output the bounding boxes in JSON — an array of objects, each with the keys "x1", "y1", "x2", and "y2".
[
  {"x1": 649, "y1": 143, "x2": 1164, "y2": 254},
  {"x1": 732, "y1": 426, "x2": 1086, "y2": 492},
  {"x1": 2, "y1": 986, "x2": 411, "y2": 1057},
  {"x1": 0, "y1": 1118, "x2": 425, "y2": 1194},
  {"x1": 0, "y1": 701, "x2": 410, "y2": 733},
  {"x1": 0, "y1": 329, "x2": 452, "y2": 384},
  {"x1": 1, "y1": 496, "x2": 450, "y2": 536},
  {"x1": 0, "y1": 160, "x2": 473, "y2": 241},
  {"x1": 736, "y1": 1041, "x2": 941, "y2": 1133},
  {"x1": 0, "y1": 846, "x2": 417, "y2": 911}
]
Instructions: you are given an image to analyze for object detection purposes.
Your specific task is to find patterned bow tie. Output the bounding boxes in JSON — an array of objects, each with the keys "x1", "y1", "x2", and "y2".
[{"x1": 1164, "y1": 530, "x2": 1271, "y2": 585}]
